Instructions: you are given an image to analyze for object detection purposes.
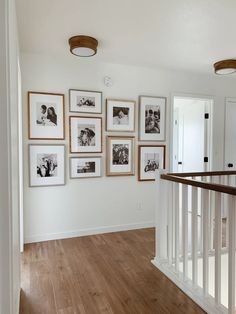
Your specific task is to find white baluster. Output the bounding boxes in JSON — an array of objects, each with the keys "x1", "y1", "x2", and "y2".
[
  {"x1": 182, "y1": 184, "x2": 188, "y2": 280},
  {"x1": 174, "y1": 183, "x2": 180, "y2": 272},
  {"x1": 214, "y1": 192, "x2": 222, "y2": 306},
  {"x1": 192, "y1": 185, "x2": 198, "y2": 287},
  {"x1": 202, "y1": 188, "x2": 210, "y2": 296},
  {"x1": 168, "y1": 181, "x2": 173, "y2": 265}
]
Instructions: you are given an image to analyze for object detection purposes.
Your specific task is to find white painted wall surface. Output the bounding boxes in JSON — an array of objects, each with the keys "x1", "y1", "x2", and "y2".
[
  {"x1": 0, "y1": 0, "x2": 21, "y2": 313},
  {"x1": 21, "y1": 52, "x2": 236, "y2": 243}
]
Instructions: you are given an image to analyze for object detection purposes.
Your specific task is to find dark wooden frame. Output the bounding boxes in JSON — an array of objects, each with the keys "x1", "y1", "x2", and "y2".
[
  {"x1": 69, "y1": 116, "x2": 102, "y2": 153},
  {"x1": 28, "y1": 144, "x2": 66, "y2": 187},
  {"x1": 28, "y1": 91, "x2": 65, "y2": 140},
  {"x1": 161, "y1": 171, "x2": 236, "y2": 195},
  {"x1": 106, "y1": 98, "x2": 136, "y2": 132},
  {"x1": 139, "y1": 95, "x2": 167, "y2": 141},
  {"x1": 106, "y1": 136, "x2": 135, "y2": 176},
  {"x1": 69, "y1": 89, "x2": 102, "y2": 114},
  {"x1": 138, "y1": 145, "x2": 166, "y2": 181},
  {"x1": 69, "y1": 156, "x2": 102, "y2": 179}
]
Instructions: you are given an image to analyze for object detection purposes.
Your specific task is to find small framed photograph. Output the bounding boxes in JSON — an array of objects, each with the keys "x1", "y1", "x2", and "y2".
[
  {"x1": 106, "y1": 99, "x2": 135, "y2": 132},
  {"x1": 70, "y1": 157, "x2": 102, "y2": 179},
  {"x1": 69, "y1": 116, "x2": 102, "y2": 153},
  {"x1": 29, "y1": 144, "x2": 65, "y2": 187},
  {"x1": 106, "y1": 136, "x2": 135, "y2": 176},
  {"x1": 139, "y1": 96, "x2": 166, "y2": 141},
  {"x1": 69, "y1": 89, "x2": 102, "y2": 114},
  {"x1": 138, "y1": 145, "x2": 166, "y2": 181},
  {"x1": 28, "y1": 91, "x2": 65, "y2": 140}
]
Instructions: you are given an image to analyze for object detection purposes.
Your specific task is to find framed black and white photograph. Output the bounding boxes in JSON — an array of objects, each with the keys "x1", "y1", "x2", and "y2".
[
  {"x1": 106, "y1": 99, "x2": 135, "y2": 132},
  {"x1": 70, "y1": 116, "x2": 102, "y2": 153},
  {"x1": 106, "y1": 136, "x2": 135, "y2": 176},
  {"x1": 70, "y1": 157, "x2": 102, "y2": 179},
  {"x1": 69, "y1": 89, "x2": 102, "y2": 114},
  {"x1": 28, "y1": 91, "x2": 65, "y2": 140},
  {"x1": 138, "y1": 145, "x2": 165, "y2": 181},
  {"x1": 29, "y1": 144, "x2": 65, "y2": 187},
  {"x1": 139, "y1": 96, "x2": 166, "y2": 141}
]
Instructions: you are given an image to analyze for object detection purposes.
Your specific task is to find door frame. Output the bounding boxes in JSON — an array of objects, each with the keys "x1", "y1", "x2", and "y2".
[
  {"x1": 224, "y1": 97, "x2": 236, "y2": 170},
  {"x1": 170, "y1": 92, "x2": 214, "y2": 173}
]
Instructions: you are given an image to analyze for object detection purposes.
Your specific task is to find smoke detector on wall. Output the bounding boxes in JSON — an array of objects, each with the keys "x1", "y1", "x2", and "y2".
[{"x1": 104, "y1": 76, "x2": 113, "y2": 87}]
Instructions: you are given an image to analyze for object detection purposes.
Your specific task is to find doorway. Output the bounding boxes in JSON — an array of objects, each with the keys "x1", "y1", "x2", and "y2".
[
  {"x1": 225, "y1": 98, "x2": 236, "y2": 170},
  {"x1": 172, "y1": 95, "x2": 213, "y2": 173}
]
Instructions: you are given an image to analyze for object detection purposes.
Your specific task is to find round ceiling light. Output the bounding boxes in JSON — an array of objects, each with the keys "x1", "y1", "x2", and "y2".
[
  {"x1": 214, "y1": 59, "x2": 236, "y2": 75},
  {"x1": 69, "y1": 35, "x2": 98, "y2": 57}
]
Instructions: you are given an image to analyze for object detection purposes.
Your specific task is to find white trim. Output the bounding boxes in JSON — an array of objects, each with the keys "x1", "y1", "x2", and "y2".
[
  {"x1": 152, "y1": 258, "x2": 227, "y2": 314},
  {"x1": 24, "y1": 221, "x2": 155, "y2": 244},
  {"x1": 224, "y1": 97, "x2": 236, "y2": 170},
  {"x1": 170, "y1": 92, "x2": 214, "y2": 172}
]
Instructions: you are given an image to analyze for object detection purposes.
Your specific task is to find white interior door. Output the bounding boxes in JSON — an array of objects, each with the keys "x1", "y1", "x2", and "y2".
[{"x1": 225, "y1": 98, "x2": 236, "y2": 170}]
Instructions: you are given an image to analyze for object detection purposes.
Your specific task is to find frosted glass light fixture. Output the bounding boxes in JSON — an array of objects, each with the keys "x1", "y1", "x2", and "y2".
[
  {"x1": 214, "y1": 59, "x2": 236, "y2": 75},
  {"x1": 69, "y1": 35, "x2": 98, "y2": 57}
]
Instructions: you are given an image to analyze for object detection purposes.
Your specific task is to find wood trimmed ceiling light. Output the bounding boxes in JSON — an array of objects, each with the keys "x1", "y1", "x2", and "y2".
[
  {"x1": 214, "y1": 59, "x2": 236, "y2": 75},
  {"x1": 69, "y1": 35, "x2": 98, "y2": 57}
]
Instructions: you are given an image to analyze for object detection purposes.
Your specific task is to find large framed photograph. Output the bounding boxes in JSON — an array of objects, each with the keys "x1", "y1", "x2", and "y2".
[
  {"x1": 28, "y1": 91, "x2": 65, "y2": 140},
  {"x1": 69, "y1": 89, "x2": 102, "y2": 114},
  {"x1": 106, "y1": 136, "x2": 135, "y2": 176},
  {"x1": 138, "y1": 145, "x2": 166, "y2": 181},
  {"x1": 29, "y1": 144, "x2": 65, "y2": 187},
  {"x1": 106, "y1": 99, "x2": 135, "y2": 132},
  {"x1": 139, "y1": 96, "x2": 166, "y2": 141},
  {"x1": 70, "y1": 157, "x2": 102, "y2": 179},
  {"x1": 69, "y1": 116, "x2": 102, "y2": 153}
]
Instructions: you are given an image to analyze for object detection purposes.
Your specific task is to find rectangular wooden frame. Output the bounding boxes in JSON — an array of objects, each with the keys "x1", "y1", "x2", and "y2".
[
  {"x1": 69, "y1": 89, "x2": 102, "y2": 114},
  {"x1": 138, "y1": 144, "x2": 166, "y2": 181},
  {"x1": 106, "y1": 136, "x2": 135, "y2": 176},
  {"x1": 28, "y1": 91, "x2": 65, "y2": 140},
  {"x1": 69, "y1": 156, "x2": 102, "y2": 179},
  {"x1": 69, "y1": 116, "x2": 103, "y2": 153}
]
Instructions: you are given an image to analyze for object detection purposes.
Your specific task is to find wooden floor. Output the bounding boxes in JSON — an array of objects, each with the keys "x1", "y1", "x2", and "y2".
[{"x1": 20, "y1": 228, "x2": 205, "y2": 314}]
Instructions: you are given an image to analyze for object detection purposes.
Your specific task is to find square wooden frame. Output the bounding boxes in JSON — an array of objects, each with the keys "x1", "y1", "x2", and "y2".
[
  {"x1": 28, "y1": 91, "x2": 65, "y2": 140},
  {"x1": 106, "y1": 98, "x2": 136, "y2": 132},
  {"x1": 69, "y1": 116, "x2": 103, "y2": 153},
  {"x1": 106, "y1": 136, "x2": 135, "y2": 176},
  {"x1": 138, "y1": 145, "x2": 166, "y2": 181}
]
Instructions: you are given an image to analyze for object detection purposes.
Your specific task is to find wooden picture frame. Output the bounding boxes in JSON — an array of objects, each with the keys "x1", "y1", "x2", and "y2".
[
  {"x1": 70, "y1": 156, "x2": 102, "y2": 179},
  {"x1": 29, "y1": 144, "x2": 66, "y2": 187},
  {"x1": 28, "y1": 91, "x2": 65, "y2": 140},
  {"x1": 106, "y1": 136, "x2": 135, "y2": 176},
  {"x1": 138, "y1": 145, "x2": 166, "y2": 181},
  {"x1": 69, "y1": 89, "x2": 102, "y2": 114},
  {"x1": 69, "y1": 116, "x2": 102, "y2": 153},
  {"x1": 139, "y1": 95, "x2": 166, "y2": 141},
  {"x1": 106, "y1": 99, "x2": 135, "y2": 132}
]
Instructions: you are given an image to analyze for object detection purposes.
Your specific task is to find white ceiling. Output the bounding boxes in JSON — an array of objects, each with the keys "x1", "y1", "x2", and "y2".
[{"x1": 16, "y1": 0, "x2": 236, "y2": 74}]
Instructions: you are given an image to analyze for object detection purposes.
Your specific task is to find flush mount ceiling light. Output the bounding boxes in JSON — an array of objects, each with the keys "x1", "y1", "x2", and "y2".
[
  {"x1": 69, "y1": 35, "x2": 98, "y2": 57},
  {"x1": 214, "y1": 59, "x2": 236, "y2": 75}
]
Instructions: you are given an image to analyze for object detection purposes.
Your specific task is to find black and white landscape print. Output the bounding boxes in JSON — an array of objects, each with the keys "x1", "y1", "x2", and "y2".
[
  {"x1": 70, "y1": 157, "x2": 101, "y2": 178},
  {"x1": 77, "y1": 161, "x2": 96, "y2": 173},
  {"x1": 77, "y1": 124, "x2": 96, "y2": 146},
  {"x1": 76, "y1": 96, "x2": 95, "y2": 108},
  {"x1": 37, "y1": 153, "x2": 58, "y2": 177},
  {"x1": 112, "y1": 144, "x2": 129, "y2": 165},
  {"x1": 36, "y1": 102, "x2": 58, "y2": 126},
  {"x1": 145, "y1": 105, "x2": 160, "y2": 134},
  {"x1": 113, "y1": 107, "x2": 129, "y2": 125}
]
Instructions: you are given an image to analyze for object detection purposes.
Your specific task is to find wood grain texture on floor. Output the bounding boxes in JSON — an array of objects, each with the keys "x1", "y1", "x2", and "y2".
[{"x1": 20, "y1": 228, "x2": 205, "y2": 314}]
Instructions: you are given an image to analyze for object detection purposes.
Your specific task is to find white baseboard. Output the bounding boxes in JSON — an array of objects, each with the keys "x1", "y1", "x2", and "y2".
[{"x1": 24, "y1": 221, "x2": 154, "y2": 244}]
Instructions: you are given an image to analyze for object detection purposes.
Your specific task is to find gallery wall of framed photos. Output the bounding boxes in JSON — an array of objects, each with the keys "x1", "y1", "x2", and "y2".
[{"x1": 27, "y1": 88, "x2": 167, "y2": 187}]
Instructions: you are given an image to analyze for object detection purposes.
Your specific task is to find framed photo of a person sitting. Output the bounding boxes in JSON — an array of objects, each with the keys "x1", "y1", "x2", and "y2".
[
  {"x1": 28, "y1": 91, "x2": 65, "y2": 140},
  {"x1": 106, "y1": 99, "x2": 135, "y2": 132},
  {"x1": 106, "y1": 136, "x2": 135, "y2": 176},
  {"x1": 139, "y1": 96, "x2": 166, "y2": 141},
  {"x1": 69, "y1": 116, "x2": 102, "y2": 153}
]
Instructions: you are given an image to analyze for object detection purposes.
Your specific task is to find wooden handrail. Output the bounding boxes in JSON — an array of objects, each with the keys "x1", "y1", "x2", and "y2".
[{"x1": 161, "y1": 172, "x2": 236, "y2": 195}]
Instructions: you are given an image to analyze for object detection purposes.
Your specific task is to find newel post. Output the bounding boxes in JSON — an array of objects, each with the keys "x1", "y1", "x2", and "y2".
[{"x1": 155, "y1": 170, "x2": 168, "y2": 261}]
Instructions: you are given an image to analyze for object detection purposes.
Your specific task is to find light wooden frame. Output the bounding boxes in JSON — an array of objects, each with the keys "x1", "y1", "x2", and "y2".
[
  {"x1": 69, "y1": 89, "x2": 102, "y2": 114},
  {"x1": 28, "y1": 91, "x2": 65, "y2": 140},
  {"x1": 106, "y1": 98, "x2": 136, "y2": 132},
  {"x1": 106, "y1": 136, "x2": 135, "y2": 176},
  {"x1": 70, "y1": 156, "x2": 102, "y2": 179},
  {"x1": 138, "y1": 145, "x2": 166, "y2": 181},
  {"x1": 69, "y1": 116, "x2": 103, "y2": 153}
]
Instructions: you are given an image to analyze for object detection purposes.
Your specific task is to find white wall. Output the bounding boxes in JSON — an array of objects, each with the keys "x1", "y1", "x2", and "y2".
[
  {"x1": 0, "y1": 0, "x2": 21, "y2": 313},
  {"x1": 21, "y1": 52, "x2": 236, "y2": 243}
]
